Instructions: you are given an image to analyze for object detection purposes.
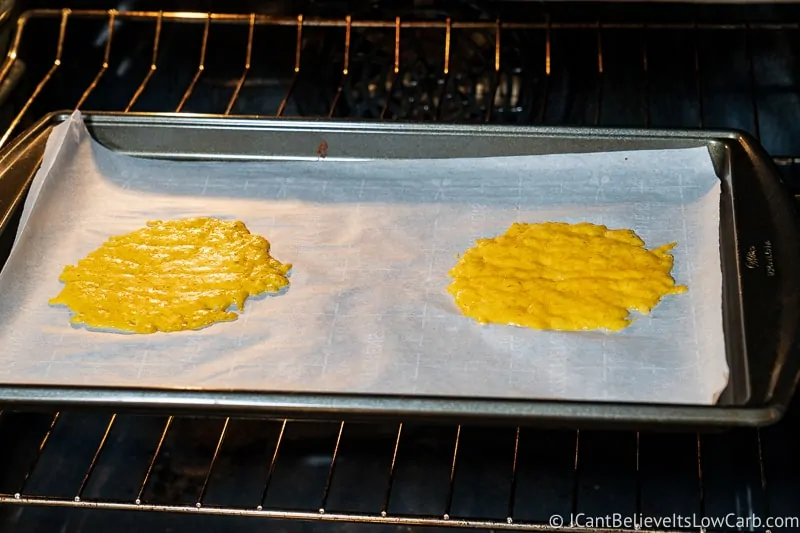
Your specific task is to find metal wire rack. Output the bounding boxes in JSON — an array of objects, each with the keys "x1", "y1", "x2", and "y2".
[
  {"x1": 1, "y1": 410, "x2": 799, "y2": 531},
  {"x1": 1, "y1": 9, "x2": 798, "y2": 175},
  {"x1": 0, "y1": 9, "x2": 797, "y2": 151},
  {"x1": 0, "y1": 8, "x2": 798, "y2": 532}
]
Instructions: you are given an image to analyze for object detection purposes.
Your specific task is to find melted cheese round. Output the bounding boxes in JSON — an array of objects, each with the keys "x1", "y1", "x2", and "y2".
[
  {"x1": 447, "y1": 222, "x2": 687, "y2": 332},
  {"x1": 49, "y1": 217, "x2": 291, "y2": 334}
]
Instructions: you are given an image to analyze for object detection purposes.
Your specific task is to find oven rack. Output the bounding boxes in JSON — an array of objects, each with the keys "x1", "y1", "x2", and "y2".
[
  {"x1": 0, "y1": 8, "x2": 798, "y2": 159},
  {"x1": 0, "y1": 8, "x2": 797, "y2": 532},
  {"x1": 0, "y1": 409, "x2": 798, "y2": 532},
  {"x1": 2, "y1": 9, "x2": 798, "y2": 180}
]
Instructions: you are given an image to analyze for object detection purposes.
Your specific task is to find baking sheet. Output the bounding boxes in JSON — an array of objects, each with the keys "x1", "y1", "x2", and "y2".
[{"x1": 0, "y1": 111, "x2": 728, "y2": 405}]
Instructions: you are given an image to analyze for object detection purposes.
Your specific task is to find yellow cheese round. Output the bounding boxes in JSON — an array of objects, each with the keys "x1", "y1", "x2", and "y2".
[
  {"x1": 49, "y1": 217, "x2": 291, "y2": 334},
  {"x1": 447, "y1": 221, "x2": 687, "y2": 332}
]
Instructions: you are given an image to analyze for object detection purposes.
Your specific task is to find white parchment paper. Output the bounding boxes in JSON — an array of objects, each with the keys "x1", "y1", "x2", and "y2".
[{"x1": 0, "y1": 111, "x2": 729, "y2": 404}]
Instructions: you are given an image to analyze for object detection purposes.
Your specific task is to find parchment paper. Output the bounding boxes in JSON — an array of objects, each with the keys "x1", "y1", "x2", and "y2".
[{"x1": 0, "y1": 111, "x2": 729, "y2": 404}]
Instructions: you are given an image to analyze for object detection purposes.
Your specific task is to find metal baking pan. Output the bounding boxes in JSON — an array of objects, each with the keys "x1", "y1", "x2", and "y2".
[{"x1": 0, "y1": 110, "x2": 796, "y2": 429}]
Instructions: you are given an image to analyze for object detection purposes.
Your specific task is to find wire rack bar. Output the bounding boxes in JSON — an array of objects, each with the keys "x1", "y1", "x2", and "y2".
[
  {"x1": 484, "y1": 20, "x2": 502, "y2": 122},
  {"x1": 379, "y1": 17, "x2": 401, "y2": 120},
  {"x1": 443, "y1": 425, "x2": 462, "y2": 520},
  {"x1": 176, "y1": 14, "x2": 210, "y2": 113},
  {"x1": 225, "y1": 14, "x2": 255, "y2": 116},
  {"x1": 570, "y1": 431, "x2": 580, "y2": 516},
  {"x1": 74, "y1": 413, "x2": 117, "y2": 502},
  {"x1": 434, "y1": 18, "x2": 453, "y2": 121},
  {"x1": 0, "y1": 494, "x2": 689, "y2": 533},
  {"x1": 696, "y1": 435, "x2": 706, "y2": 518},
  {"x1": 379, "y1": 423, "x2": 403, "y2": 517},
  {"x1": 196, "y1": 417, "x2": 230, "y2": 508},
  {"x1": 319, "y1": 421, "x2": 346, "y2": 513},
  {"x1": 76, "y1": 11, "x2": 115, "y2": 109},
  {"x1": 327, "y1": 16, "x2": 352, "y2": 118},
  {"x1": 506, "y1": 426, "x2": 521, "y2": 522},
  {"x1": 537, "y1": 19, "x2": 552, "y2": 123},
  {"x1": 135, "y1": 416, "x2": 173, "y2": 505},
  {"x1": 13, "y1": 8, "x2": 800, "y2": 31},
  {"x1": 594, "y1": 23, "x2": 604, "y2": 125},
  {"x1": 256, "y1": 419, "x2": 287, "y2": 511},
  {"x1": 15, "y1": 412, "x2": 61, "y2": 497},
  {"x1": 634, "y1": 432, "x2": 641, "y2": 516},
  {"x1": 125, "y1": 11, "x2": 163, "y2": 112},
  {"x1": 275, "y1": 15, "x2": 303, "y2": 118},
  {"x1": 0, "y1": 9, "x2": 67, "y2": 148},
  {"x1": 756, "y1": 430, "x2": 769, "y2": 522}
]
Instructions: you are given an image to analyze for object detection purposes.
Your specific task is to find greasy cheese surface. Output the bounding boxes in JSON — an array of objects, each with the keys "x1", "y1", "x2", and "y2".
[
  {"x1": 49, "y1": 217, "x2": 291, "y2": 334},
  {"x1": 447, "y1": 222, "x2": 687, "y2": 332}
]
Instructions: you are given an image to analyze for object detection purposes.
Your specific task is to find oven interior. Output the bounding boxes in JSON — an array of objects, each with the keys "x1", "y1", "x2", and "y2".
[{"x1": 0, "y1": 0, "x2": 799, "y2": 532}]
